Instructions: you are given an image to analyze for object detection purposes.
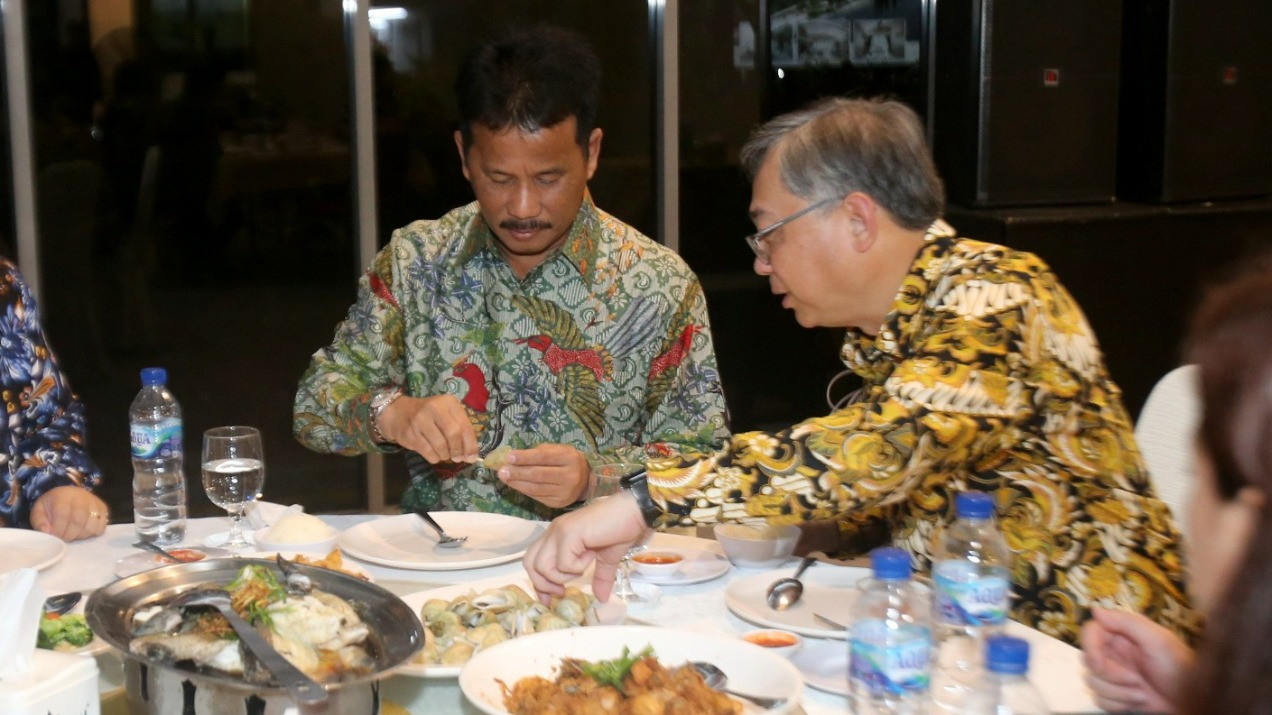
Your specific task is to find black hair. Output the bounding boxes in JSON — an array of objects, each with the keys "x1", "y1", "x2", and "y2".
[{"x1": 455, "y1": 25, "x2": 601, "y2": 152}]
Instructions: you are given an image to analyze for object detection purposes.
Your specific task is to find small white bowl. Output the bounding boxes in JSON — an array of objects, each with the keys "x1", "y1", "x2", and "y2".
[
  {"x1": 251, "y1": 526, "x2": 338, "y2": 556},
  {"x1": 629, "y1": 550, "x2": 686, "y2": 579},
  {"x1": 713, "y1": 523, "x2": 800, "y2": 569},
  {"x1": 740, "y1": 628, "x2": 804, "y2": 658}
]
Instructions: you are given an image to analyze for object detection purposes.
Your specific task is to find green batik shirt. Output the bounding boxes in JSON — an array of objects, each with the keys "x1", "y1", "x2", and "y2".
[
  {"x1": 294, "y1": 196, "x2": 729, "y2": 520},
  {"x1": 646, "y1": 227, "x2": 1197, "y2": 647}
]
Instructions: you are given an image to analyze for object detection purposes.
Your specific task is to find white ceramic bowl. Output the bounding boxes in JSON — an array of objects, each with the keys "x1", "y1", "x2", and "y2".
[
  {"x1": 251, "y1": 526, "x2": 339, "y2": 555},
  {"x1": 713, "y1": 523, "x2": 800, "y2": 569},
  {"x1": 629, "y1": 549, "x2": 686, "y2": 579},
  {"x1": 740, "y1": 628, "x2": 804, "y2": 658}
]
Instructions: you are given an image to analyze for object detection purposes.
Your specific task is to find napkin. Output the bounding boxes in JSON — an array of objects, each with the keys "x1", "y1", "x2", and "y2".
[
  {"x1": 245, "y1": 501, "x2": 303, "y2": 530},
  {"x1": 0, "y1": 568, "x2": 44, "y2": 677}
]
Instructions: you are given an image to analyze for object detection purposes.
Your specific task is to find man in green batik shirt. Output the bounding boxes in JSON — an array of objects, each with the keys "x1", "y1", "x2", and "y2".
[{"x1": 293, "y1": 26, "x2": 728, "y2": 520}]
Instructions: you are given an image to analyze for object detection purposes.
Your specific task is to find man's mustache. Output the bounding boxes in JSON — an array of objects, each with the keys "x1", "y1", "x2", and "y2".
[{"x1": 500, "y1": 219, "x2": 553, "y2": 231}]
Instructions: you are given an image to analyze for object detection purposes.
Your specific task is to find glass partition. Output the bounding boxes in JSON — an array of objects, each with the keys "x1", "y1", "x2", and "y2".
[{"x1": 28, "y1": 0, "x2": 362, "y2": 518}]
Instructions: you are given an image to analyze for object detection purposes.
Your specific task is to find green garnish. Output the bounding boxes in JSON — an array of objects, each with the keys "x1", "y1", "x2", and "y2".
[
  {"x1": 227, "y1": 564, "x2": 287, "y2": 627},
  {"x1": 37, "y1": 612, "x2": 93, "y2": 649},
  {"x1": 577, "y1": 645, "x2": 655, "y2": 692}
]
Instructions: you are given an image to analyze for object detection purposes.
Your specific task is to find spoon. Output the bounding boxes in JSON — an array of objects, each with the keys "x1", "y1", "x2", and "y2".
[
  {"x1": 692, "y1": 661, "x2": 787, "y2": 709},
  {"x1": 43, "y1": 591, "x2": 82, "y2": 616},
  {"x1": 413, "y1": 509, "x2": 468, "y2": 547},
  {"x1": 765, "y1": 556, "x2": 817, "y2": 611},
  {"x1": 171, "y1": 588, "x2": 328, "y2": 704},
  {"x1": 132, "y1": 540, "x2": 184, "y2": 562}
]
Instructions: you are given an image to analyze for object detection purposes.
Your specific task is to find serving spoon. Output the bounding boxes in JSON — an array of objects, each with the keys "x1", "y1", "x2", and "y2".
[
  {"x1": 171, "y1": 588, "x2": 328, "y2": 704},
  {"x1": 132, "y1": 540, "x2": 184, "y2": 562},
  {"x1": 413, "y1": 509, "x2": 468, "y2": 547},
  {"x1": 43, "y1": 591, "x2": 82, "y2": 616},
  {"x1": 765, "y1": 556, "x2": 817, "y2": 611},
  {"x1": 692, "y1": 661, "x2": 788, "y2": 709}
]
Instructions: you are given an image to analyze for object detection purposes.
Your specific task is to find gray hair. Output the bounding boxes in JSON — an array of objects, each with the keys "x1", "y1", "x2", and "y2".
[{"x1": 739, "y1": 97, "x2": 944, "y2": 230}]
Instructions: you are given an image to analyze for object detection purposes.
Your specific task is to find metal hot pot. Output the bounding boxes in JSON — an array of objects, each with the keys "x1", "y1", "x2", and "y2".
[{"x1": 86, "y1": 557, "x2": 424, "y2": 714}]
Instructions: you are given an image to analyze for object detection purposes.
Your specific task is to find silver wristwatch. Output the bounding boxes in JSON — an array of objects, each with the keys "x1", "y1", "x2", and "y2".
[{"x1": 368, "y1": 388, "x2": 403, "y2": 445}]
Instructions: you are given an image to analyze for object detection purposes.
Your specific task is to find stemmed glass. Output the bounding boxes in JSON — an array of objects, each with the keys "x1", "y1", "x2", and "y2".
[
  {"x1": 202, "y1": 426, "x2": 265, "y2": 550},
  {"x1": 588, "y1": 463, "x2": 655, "y2": 605}
]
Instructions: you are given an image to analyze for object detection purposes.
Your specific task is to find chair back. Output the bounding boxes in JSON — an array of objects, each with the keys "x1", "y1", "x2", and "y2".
[{"x1": 1135, "y1": 365, "x2": 1200, "y2": 540}]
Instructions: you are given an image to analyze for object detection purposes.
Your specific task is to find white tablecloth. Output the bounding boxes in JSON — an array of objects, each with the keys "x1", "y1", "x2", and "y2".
[{"x1": 39, "y1": 516, "x2": 1097, "y2": 714}]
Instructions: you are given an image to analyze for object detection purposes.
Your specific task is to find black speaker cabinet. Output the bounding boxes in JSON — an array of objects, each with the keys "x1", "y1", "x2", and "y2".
[
  {"x1": 933, "y1": 0, "x2": 1123, "y2": 207},
  {"x1": 1120, "y1": 0, "x2": 1272, "y2": 202}
]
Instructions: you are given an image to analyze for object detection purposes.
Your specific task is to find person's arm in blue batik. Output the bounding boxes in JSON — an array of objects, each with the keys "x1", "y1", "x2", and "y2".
[{"x1": 0, "y1": 258, "x2": 107, "y2": 540}]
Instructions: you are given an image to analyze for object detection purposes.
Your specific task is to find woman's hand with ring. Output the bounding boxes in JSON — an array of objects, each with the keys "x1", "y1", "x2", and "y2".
[{"x1": 31, "y1": 486, "x2": 109, "y2": 541}]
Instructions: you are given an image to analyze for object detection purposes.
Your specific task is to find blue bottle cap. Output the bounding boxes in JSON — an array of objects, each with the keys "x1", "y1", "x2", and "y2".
[
  {"x1": 140, "y1": 367, "x2": 168, "y2": 386},
  {"x1": 869, "y1": 547, "x2": 911, "y2": 580},
  {"x1": 955, "y1": 491, "x2": 994, "y2": 519},
  {"x1": 985, "y1": 635, "x2": 1029, "y2": 675}
]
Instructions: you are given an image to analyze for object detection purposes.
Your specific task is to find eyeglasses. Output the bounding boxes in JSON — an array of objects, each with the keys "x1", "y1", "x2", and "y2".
[{"x1": 744, "y1": 196, "x2": 839, "y2": 262}]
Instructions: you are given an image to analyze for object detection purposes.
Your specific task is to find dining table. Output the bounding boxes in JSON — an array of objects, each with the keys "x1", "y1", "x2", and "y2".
[{"x1": 33, "y1": 514, "x2": 1099, "y2": 714}]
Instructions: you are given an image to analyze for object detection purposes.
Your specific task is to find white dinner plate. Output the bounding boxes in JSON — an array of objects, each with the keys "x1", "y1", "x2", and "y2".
[
  {"x1": 397, "y1": 574, "x2": 626, "y2": 679},
  {"x1": 790, "y1": 639, "x2": 848, "y2": 696},
  {"x1": 458, "y1": 625, "x2": 803, "y2": 715},
  {"x1": 630, "y1": 547, "x2": 731, "y2": 586},
  {"x1": 2, "y1": 529, "x2": 66, "y2": 571},
  {"x1": 724, "y1": 564, "x2": 866, "y2": 639},
  {"x1": 113, "y1": 547, "x2": 232, "y2": 578},
  {"x1": 338, "y1": 512, "x2": 545, "y2": 571}
]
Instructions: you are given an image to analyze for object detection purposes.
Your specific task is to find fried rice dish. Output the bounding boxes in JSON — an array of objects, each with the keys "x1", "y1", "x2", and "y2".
[{"x1": 501, "y1": 648, "x2": 741, "y2": 715}]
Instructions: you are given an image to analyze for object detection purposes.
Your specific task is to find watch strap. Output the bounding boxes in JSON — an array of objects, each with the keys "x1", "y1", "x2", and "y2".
[{"x1": 619, "y1": 469, "x2": 662, "y2": 527}]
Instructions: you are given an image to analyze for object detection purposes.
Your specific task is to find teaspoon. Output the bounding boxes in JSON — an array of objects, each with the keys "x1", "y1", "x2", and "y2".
[
  {"x1": 692, "y1": 661, "x2": 787, "y2": 709},
  {"x1": 765, "y1": 556, "x2": 817, "y2": 611}
]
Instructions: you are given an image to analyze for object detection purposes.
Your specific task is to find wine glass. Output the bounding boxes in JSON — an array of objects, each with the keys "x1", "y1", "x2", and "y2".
[
  {"x1": 588, "y1": 463, "x2": 656, "y2": 605},
  {"x1": 202, "y1": 426, "x2": 265, "y2": 550}
]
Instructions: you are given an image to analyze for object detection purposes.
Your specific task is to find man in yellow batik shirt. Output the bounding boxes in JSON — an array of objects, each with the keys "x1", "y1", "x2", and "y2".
[{"x1": 523, "y1": 97, "x2": 1196, "y2": 648}]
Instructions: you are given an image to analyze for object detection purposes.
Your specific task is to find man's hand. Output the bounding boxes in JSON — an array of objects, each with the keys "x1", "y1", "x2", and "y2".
[
  {"x1": 1081, "y1": 605, "x2": 1193, "y2": 712},
  {"x1": 523, "y1": 491, "x2": 648, "y2": 602},
  {"x1": 495, "y1": 444, "x2": 591, "y2": 508},
  {"x1": 30, "y1": 486, "x2": 109, "y2": 541},
  {"x1": 377, "y1": 394, "x2": 479, "y2": 463}
]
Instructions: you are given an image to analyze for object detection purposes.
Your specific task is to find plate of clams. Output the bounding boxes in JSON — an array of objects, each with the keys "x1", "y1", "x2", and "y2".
[{"x1": 397, "y1": 574, "x2": 625, "y2": 678}]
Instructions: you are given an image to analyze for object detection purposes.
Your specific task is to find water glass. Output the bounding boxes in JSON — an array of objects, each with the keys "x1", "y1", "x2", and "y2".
[
  {"x1": 201, "y1": 426, "x2": 265, "y2": 550},
  {"x1": 587, "y1": 462, "x2": 653, "y2": 604}
]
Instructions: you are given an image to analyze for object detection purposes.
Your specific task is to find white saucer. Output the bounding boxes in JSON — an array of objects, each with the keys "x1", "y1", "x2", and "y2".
[
  {"x1": 630, "y1": 548, "x2": 731, "y2": 586},
  {"x1": 790, "y1": 639, "x2": 848, "y2": 696},
  {"x1": 620, "y1": 580, "x2": 663, "y2": 613},
  {"x1": 114, "y1": 547, "x2": 232, "y2": 578},
  {"x1": 200, "y1": 530, "x2": 256, "y2": 548}
]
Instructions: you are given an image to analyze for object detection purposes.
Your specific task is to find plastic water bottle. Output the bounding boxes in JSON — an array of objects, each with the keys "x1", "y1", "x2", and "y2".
[
  {"x1": 931, "y1": 491, "x2": 1012, "y2": 711},
  {"x1": 130, "y1": 367, "x2": 187, "y2": 544},
  {"x1": 849, "y1": 547, "x2": 932, "y2": 714},
  {"x1": 968, "y1": 636, "x2": 1050, "y2": 714}
]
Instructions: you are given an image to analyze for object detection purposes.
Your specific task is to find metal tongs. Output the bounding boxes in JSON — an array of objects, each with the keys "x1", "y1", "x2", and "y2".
[{"x1": 170, "y1": 588, "x2": 328, "y2": 704}]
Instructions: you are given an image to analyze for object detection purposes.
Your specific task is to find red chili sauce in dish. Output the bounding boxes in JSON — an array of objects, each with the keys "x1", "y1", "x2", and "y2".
[
  {"x1": 161, "y1": 549, "x2": 206, "y2": 563},
  {"x1": 743, "y1": 631, "x2": 799, "y2": 648},
  {"x1": 632, "y1": 552, "x2": 683, "y2": 566}
]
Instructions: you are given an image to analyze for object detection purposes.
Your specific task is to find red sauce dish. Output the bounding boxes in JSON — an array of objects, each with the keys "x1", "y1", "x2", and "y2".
[
  {"x1": 161, "y1": 549, "x2": 206, "y2": 563},
  {"x1": 741, "y1": 629, "x2": 803, "y2": 656},
  {"x1": 743, "y1": 630, "x2": 799, "y2": 648},
  {"x1": 633, "y1": 552, "x2": 684, "y2": 566},
  {"x1": 630, "y1": 551, "x2": 685, "y2": 579}
]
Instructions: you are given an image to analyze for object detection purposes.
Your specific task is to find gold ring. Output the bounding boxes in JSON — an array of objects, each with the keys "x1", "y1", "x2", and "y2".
[{"x1": 89, "y1": 510, "x2": 102, "y2": 518}]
